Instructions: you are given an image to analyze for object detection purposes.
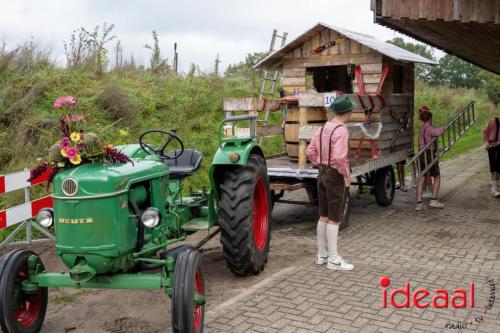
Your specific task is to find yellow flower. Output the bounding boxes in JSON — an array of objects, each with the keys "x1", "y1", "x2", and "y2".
[
  {"x1": 60, "y1": 148, "x2": 67, "y2": 157},
  {"x1": 69, "y1": 155, "x2": 82, "y2": 165},
  {"x1": 70, "y1": 132, "x2": 81, "y2": 142}
]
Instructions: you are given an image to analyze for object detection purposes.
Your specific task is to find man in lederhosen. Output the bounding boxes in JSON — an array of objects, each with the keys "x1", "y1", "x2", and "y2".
[{"x1": 306, "y1": 95, "x2": 355, "y2": 271}]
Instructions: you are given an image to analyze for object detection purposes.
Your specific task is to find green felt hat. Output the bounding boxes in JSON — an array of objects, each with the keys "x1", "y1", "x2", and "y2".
[{"x1": 330, "y1": 95, "x2": 357, "y2": 114}]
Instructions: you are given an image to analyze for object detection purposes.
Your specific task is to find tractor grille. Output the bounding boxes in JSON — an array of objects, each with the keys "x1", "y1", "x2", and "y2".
[{"x1": 62, "y1": 178, "x2": 78, "y2": 196}]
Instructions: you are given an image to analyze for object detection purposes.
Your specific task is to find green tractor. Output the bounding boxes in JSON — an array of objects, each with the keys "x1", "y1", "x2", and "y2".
[{"x1": 0, "y1": 115, "x2": 271, "y2": 333}]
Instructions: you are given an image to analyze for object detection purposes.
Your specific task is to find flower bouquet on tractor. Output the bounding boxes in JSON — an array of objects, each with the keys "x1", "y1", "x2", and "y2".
[{"x1": 0, "y1": 98, "x2": 271, "y2": 333}]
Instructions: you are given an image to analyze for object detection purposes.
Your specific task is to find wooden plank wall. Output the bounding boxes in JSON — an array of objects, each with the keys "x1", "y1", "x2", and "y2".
[
  {"x1": 295, "y1": 92, "x2": 413, "y2": 162},
  {"x1": 377, "y1": 0, "x2": 500, "y2": 23},
  {"x1": 280, "y1": 31, "x2": 383, "y2": 96}
]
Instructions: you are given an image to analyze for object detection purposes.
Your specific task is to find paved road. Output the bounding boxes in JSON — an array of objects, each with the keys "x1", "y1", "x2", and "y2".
[{"x1": 206, "y1": 148, "x2": 500, "y2": 333}]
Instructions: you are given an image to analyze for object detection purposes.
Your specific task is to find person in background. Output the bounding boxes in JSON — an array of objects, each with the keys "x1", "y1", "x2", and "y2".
[
  {"x1": 417, "y1": 105, "x2": 433, "y2": 198},
  {"x1": 416, "y1": 110, "x2": 445, "y2": 211},
  {"x1": 396, "y1": 160, "x2": 409, "y2": 192},
  {"x1": 483, "y1": 116, "x2": 500, "y2": 197},
  {"x1": 306, "y1": 95, "x2": 355, "y2": 271}
]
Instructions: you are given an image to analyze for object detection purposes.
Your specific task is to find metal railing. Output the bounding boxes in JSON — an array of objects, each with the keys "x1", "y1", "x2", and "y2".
[{"x1": 407, "y1": 101, "x2": 476, "y2": 186}]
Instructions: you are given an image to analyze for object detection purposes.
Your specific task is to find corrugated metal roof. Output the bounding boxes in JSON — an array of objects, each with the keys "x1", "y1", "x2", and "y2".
[{"x1": 254, "y1": 22, "x2": 438, "y2": 69}]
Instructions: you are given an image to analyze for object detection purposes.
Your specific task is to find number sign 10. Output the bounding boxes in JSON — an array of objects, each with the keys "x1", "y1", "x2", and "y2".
[{"x1": 324, "y1": 93, "x2": 337, "y2": 107}]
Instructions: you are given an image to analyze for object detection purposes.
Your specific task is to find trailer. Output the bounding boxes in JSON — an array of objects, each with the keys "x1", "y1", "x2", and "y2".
[{"x1": 224, "y1": 23, "x2": 437, "y2": 225}]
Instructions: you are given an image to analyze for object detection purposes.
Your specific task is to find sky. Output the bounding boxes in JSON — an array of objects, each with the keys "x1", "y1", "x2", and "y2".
[{"x1": 0, "y1": 0, "x2": 426, "y2": 72}]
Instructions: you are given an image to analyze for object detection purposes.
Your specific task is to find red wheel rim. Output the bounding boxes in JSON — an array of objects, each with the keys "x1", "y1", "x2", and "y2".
[
  {"x1": 253, "y1": 177, "x2": 269, "y2": 251},
  {"x1": 14, "y1": 268, "x2": 42, "y2": 327},
  {"x1": 193, "y1": 269, "x2": 203, "y2": 333}
]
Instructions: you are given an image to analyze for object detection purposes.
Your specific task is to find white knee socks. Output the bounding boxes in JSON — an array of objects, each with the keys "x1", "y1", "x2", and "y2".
[
  {"x1": 317, "y1": 220, "x2": 328, "y2": 257},
  {"x1": 326, "y1": 223, "x2": 339, "y2": 259}
]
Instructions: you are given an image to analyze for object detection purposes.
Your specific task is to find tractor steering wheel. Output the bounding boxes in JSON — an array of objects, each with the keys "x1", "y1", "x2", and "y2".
[{"x1": 139, "y1": 129, "x2": 185, "y2": 160}]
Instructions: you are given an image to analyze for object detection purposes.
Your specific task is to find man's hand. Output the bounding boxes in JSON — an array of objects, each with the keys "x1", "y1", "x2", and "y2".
[{"x1": 344, "y1": 177, "x2": 351, "y2": 187}]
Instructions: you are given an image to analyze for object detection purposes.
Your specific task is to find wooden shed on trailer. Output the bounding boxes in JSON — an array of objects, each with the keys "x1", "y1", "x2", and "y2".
[{"x1": 254, "y1": 22, "x2": 437, "y2": 167}]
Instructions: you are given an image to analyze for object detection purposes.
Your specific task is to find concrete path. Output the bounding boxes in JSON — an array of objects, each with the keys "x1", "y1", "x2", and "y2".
[{"x1": 206, "y1": 148, "x2": 500, "y2": 333}]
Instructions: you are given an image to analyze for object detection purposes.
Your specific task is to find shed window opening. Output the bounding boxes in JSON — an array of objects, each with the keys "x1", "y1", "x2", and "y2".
[{"x1": 307, "y1": 65, "x2": 353, "y2": 94}]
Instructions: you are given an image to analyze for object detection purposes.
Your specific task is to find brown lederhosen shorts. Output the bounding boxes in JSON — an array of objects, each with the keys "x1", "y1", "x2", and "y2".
[
  {"x1": 317, "y1": 166, "x2": 349, "y2": 221},
  {"x1": 488, "y1": 146, "x2": 500, "y2": 173},
  {"x1": 419, "y1": 149, "x2": 440, "y2": 177}
]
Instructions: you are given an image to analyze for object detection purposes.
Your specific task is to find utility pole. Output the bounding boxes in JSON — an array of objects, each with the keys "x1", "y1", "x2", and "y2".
[{"x1": 174, "y1": 42, "x2": 178, "y2": 75}]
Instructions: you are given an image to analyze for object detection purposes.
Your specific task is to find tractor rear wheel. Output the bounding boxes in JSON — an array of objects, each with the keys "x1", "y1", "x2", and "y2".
[
  {"x1": 171, "y1": 248, "x2": 205, "y2": 333},
  {"x1": 0, "y1": 249, "x2": 48, "y2": 333},
  {"x1": 218, "y1": 154, "x2": 271, "y2": 275}
]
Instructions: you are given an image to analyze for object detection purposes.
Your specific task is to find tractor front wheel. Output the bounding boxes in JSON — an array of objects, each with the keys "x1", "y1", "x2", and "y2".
[
  {"x1": 218, "y1": 154, "x2": 271, "y2": 275},
  {"x1": 171, "y1": 249, "x2": 205, "y2": 333},
  {"x1": 0, "y1": 249, "x2": 48, "y2": 333}
]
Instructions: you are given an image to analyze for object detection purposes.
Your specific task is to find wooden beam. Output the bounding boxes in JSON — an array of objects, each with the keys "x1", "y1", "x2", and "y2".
[
  {"x1": 282, "y1": 53, "x2": 382, "y2": 69},
  {"x1": 282, "y1": 76, "x2": 306, "y2": 86},
  {"x1": 282, "y1": 67, "x2": 306, "y2": 77},
  {"x1": 223, "y1": 98, "x2": 257, "y2": 112},
  {"x1": 298, "y1": 107, "x2": 308, "y2": 169}
]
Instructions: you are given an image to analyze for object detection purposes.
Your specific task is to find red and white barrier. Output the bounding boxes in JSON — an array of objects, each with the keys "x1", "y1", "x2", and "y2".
[
  {"x1": 0, "y1": 169, "x2": 53, "y2": 230},
  {"x1": 0, "y1": 196, "x2": 53, "y2": 229},
  {"x1": 0, "y1": 169, "x2": 50, "y2": 195}
]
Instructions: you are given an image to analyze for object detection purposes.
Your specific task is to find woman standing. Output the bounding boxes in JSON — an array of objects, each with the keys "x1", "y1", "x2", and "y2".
[{"x1": 484, "y1": 116, "x2": 500, "y2": 197}]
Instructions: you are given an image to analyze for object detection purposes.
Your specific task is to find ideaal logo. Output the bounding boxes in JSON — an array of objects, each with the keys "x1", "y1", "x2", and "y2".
[
  {"x1": 379, "y1": 277, "x2": 496, "y2": 330},
  {"x1": 379, "y1": 276, "x2": 474, "y2": 309}
]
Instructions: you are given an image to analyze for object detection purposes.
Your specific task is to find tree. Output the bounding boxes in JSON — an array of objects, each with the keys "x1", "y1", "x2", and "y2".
[
  {"x1": 213, "y1": 54, "x2": 221, "y2": 77},
  {"x1": 428, "y1": 54, "x2": 481, "y2": 89},
  {"x1": 224, "y1": 52, "x2": 268, "y2": 79},
  {"x1": 481, "y1": 71, "x2": 500, "y2": 106},
  {"x1": 143, "y1": 30, "x2": 169, "y2": 75},
  {"x1": 387, "y1": 37, "x2": 435, "y2": 82}
]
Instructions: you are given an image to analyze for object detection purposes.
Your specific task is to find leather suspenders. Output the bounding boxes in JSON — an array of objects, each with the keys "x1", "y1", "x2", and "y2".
[{"x1": 319, "y1": 124, "x2": 342, "y2": 167}]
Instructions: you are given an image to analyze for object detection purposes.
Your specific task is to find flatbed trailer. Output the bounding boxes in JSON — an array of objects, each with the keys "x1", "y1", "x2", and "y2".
[{"x1": 266, "y1": 149, "x2": 406, "y2": 227}]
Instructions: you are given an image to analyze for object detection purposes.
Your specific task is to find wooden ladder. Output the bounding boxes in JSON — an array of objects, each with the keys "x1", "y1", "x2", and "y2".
[
  {"x1": 407, "y1": 100, "x2": 476, "y2": 186},
  {"x1": 257, "y1": 29, "x2": 287, "y2": 146}
]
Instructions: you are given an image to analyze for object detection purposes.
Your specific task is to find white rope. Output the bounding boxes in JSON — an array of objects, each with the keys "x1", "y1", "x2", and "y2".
[{"x1": 348, "y1": 122, "x2": 383, "y2": 140}]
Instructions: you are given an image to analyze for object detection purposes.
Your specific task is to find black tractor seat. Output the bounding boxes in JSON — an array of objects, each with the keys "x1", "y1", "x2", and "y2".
[{"x1": 163, "y1": 149, "x2": 203, "y2": 179}]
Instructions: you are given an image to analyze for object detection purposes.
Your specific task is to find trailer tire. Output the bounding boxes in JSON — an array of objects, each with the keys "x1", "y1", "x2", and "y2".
[
  {"x1": 373, "y1": 166, "x2": 395, "y2": 206},
  {"x1": 0, "y1": 250, "x2": 48, "y2": 333},
  {"x1": 218, "y1": 154, "x2": 271, "y2": 275},
  {"x1": 172, "y1": 249, "x2": 205, "y2": 333}
]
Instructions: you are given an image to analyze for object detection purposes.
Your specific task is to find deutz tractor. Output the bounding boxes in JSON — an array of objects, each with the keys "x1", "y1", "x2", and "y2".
[{"x1": 0, "y1": 115, "x2": 271, "y2": 333}]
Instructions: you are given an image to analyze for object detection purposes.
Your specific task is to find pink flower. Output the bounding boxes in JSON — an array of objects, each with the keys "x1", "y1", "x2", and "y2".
[
  {"x1": 65, "y1": 147, "x2": 79, "y2": 159},
  {"x1": 59, "y1": 137, "x2": 70, "y2": 148},
  {"x1": 54, "y1": 96, "x2": 76, "y2": 108}
]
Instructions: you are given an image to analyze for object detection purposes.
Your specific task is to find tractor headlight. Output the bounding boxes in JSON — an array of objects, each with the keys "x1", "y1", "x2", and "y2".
[
  {"x1": 36, "y1": 208, "x2": 54, "y2": 228},
  {"x1": 141, "y1": 207, "x2": 161, "y2": 228}
]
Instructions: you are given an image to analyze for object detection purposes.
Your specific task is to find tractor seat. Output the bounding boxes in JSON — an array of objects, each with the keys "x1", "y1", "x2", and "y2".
[{"x1": 163, "y1": 149, "x2": 203, "y2": 179}]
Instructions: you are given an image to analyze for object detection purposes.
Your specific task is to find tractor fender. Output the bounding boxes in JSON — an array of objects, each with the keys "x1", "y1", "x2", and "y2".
[{"x1": 209, "y1": 142, "x2": 265, "y2": 200}]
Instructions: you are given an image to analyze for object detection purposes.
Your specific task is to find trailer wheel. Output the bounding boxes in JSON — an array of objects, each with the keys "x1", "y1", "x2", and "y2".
[
  {"x1": 218, "y1": 154, "x2": 271, "y2": 275},
  {"x1": 172, "y1": 249, "x2": 205, "y2": 333},
  {"x1": 0, "y1": 250, "x2": 48, "y2": 333},
  {"x1": 373, "y1": 166, "x2": 395, "y2": 206}
]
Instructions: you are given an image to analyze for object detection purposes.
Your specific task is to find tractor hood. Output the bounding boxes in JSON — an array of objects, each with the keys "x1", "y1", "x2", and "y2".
[{"x1": 52, "y1": 158, "x2": 168, "y2": 198}]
